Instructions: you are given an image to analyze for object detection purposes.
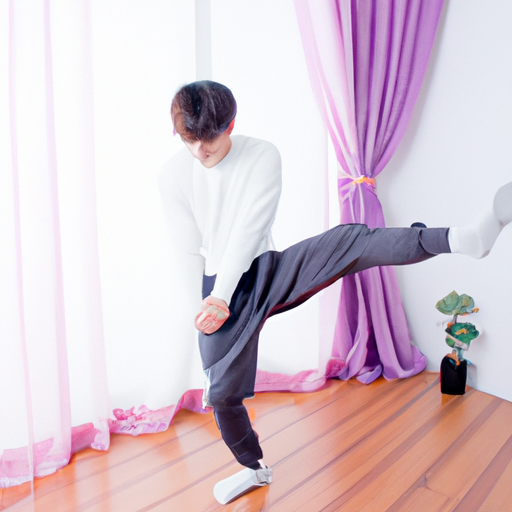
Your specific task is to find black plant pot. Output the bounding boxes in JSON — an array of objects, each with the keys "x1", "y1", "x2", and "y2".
[{"x1": 440, "y1": 355, "x2": 467, "y2": 395}]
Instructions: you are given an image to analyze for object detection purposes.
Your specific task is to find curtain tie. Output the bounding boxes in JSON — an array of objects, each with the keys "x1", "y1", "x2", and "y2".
[
  {"x1": 338, "y1": 175, "x2": 375, "y2": 194},
  {"x1": 352, "y1": 176, "x2": 375, "y2": 187}
]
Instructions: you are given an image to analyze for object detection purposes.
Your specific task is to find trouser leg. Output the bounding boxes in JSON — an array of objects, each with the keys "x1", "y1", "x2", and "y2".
[
  {"x1": 199, "y1": 224, "x2": 451, "y2": 468},
  {"x1": 347, "y1": 226, "x2": 450, "y2": 274},
  {"x1": 214, "y1": 406, "x2": 262, "y2": 470},
  {"x1": 207, "y1": 331, "x2": 263, "y2": 469}
]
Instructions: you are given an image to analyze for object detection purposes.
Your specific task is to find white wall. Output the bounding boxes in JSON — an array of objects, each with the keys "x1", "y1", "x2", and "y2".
[
  {"x1": 210, "y1": 0, "x2": 336, "y2": 376},
  {"x1": 379, "y1": 0, "x2": 512, "y2": 401},
  {"x1": 91, "y1": 0, "x2": 202, "y2": 411}
]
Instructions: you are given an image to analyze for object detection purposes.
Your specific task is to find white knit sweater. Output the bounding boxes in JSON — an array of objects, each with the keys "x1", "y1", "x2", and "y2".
[{"x1": 159, "y1": 135, "x2": 282, "y2": 305}]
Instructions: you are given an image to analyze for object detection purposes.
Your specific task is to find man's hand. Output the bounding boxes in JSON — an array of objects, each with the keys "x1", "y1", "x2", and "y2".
[{"x1": 194, "y1": 296, "x2": 230, "y2": 334}]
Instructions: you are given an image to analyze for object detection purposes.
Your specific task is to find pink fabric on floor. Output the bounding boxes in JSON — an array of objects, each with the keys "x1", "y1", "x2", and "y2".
[
  {"x1": 108, "y1": 389, "x2": 207, "y2": 436},
  {"x1": 102, "y1": 360, "x2": 350, "y2": 438},
  {"x1": 70, "y1": 361, "x2": 349, "y2": 443}
]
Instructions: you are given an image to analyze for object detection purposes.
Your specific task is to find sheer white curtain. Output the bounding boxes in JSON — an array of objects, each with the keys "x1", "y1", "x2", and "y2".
[
  {"x1": 1, "y1": 0, "x2": 104, "y2": 486},
  {"x1": 1, "y1": 0, "x2": 196, "y2": 487}
]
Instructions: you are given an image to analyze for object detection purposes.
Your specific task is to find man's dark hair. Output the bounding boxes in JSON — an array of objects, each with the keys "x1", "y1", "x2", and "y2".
[{"x1": 171, "y1": 81, "x2": 237, "y2": 142}]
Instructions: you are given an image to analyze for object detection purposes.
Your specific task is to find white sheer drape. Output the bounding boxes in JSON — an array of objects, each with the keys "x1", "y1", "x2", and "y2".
[
  {"x1": 2, "y1": 0, "x2": 100, "y2": 485},
  {"x1": 1, "y1": 0, "x2": 197, "y2": 487}
]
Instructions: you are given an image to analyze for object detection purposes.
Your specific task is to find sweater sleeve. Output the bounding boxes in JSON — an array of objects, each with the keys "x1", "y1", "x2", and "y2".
[
  {"x1": 158, "y1": 155, "x2": 203, "y2": 264},
  {"x1": 211, "y1": 143, "x2": 282, "y2": 305}
]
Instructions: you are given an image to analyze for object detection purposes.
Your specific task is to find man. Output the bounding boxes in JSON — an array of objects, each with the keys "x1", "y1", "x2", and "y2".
[{"x1": 159, "y1": 80, "x2": 512, "y2": 505}]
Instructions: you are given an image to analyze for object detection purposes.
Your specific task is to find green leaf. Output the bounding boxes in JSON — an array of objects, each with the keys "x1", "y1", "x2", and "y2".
[{"x1": 436, "y1": 291, "x2": 475, "y2": 316}]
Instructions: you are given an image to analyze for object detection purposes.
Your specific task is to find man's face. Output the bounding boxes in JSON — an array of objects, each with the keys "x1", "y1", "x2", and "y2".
[{"x1": 181, "y1": 130, "x2": 232, "y2": 168}]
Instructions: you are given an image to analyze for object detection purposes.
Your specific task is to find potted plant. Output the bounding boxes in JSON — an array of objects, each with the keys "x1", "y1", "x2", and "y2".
[{"x1": 435, "y1": 291, "x2": 480, "y2": 395}]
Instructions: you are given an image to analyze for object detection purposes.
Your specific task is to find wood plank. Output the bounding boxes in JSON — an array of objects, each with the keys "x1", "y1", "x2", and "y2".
[
  {"x1": 478, "y1": 455, "x2": 512, "y2": 512},
  {"x1": 428, "y1": 400, "x2": 512, "y2": 502},
  {"x1": 389, "y1": 487, "x2": 450, "y2": 512},
  {"x1": 454, "y1": 431, "x2": 512, "y2": 512},
  {"x1": 0, "y1": 482, "x2": 32, "y2": 511}
]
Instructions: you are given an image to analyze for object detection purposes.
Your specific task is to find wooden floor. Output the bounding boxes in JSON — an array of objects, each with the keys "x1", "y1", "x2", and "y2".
[{"x1": 3, "y1": 372, "x2": 512, "y2": 512}]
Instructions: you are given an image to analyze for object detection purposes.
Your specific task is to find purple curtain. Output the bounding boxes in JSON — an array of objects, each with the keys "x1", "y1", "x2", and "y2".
[{"x1": 294, "y1": 0, "x2": 445, "y2": 382}]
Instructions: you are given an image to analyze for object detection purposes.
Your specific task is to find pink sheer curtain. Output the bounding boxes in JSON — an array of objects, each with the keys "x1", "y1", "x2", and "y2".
[{"x1": 294, "y1": 0, "x2": 445, "y2": 383}]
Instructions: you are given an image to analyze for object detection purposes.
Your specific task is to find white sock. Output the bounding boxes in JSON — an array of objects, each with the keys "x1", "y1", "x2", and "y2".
[{"x1": 448, "y1": 181, "x2": 512, "y2": 259}]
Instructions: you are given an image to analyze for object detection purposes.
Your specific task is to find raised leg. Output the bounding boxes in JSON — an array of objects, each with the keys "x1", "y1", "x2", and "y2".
[
  {"x1": 347, "y1": 226, "x2": 450, "y2": 275},
  {"x1": 201, "y1": 224, "x2": 451, "y2": 504}
]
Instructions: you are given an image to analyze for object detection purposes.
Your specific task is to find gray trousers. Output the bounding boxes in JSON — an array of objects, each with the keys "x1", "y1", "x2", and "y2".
[{"x1": 199, "y1": 224, "x2": 450, "y2": 469}]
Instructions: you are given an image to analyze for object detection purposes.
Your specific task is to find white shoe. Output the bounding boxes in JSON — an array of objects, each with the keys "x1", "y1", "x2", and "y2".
[{"x1": 213, "y1": 464, "x2": 273, "y2": 505}]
